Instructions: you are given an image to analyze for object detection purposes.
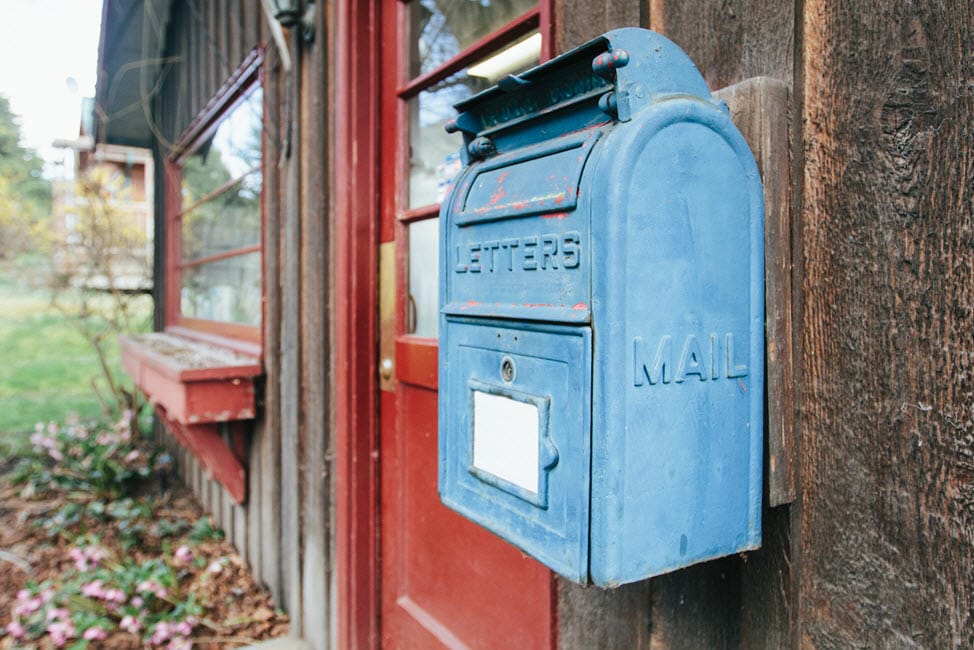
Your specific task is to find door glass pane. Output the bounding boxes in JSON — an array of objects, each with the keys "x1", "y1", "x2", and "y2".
[
  {"x1": 407, "y1": 0, "x2": 538, "y2": 77},
  {"x1": 407, "y1": 218, "x2": 440, "y2": 338},
  {"x1": 407, "y1": 32, "x2": 540, "y2": 209},
  {"x1": 180, "y1": 251, "x2": 261, "y2": 325}
]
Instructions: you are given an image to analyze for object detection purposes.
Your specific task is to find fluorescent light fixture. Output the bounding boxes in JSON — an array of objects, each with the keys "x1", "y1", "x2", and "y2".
[{"x1": 468, "y1": 33, "x2": 542, "y2": 82}]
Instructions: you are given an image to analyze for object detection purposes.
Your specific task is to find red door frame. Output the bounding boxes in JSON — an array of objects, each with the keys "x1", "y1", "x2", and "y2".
[
  {"x1": 334, "y1": 1, "x2": 381, "y2": 648},
  {"x1": 334, "y1": 2, "x2": 556, "y2": 648}
]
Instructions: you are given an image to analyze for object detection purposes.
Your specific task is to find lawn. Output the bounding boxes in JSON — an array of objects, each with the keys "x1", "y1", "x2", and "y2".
[{"x1": 0, "y1": 265, "x2": 152, "y2": 454}]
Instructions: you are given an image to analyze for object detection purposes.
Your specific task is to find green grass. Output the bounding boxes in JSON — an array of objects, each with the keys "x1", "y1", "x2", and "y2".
[{"x1": 0, "y1": 265, "x2": 152, "y2": 455}]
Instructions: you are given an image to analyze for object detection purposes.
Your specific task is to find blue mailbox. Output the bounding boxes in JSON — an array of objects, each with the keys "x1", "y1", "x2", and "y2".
[{"x1": 438, "y1": 28, "x2": 764, "y2": 586}]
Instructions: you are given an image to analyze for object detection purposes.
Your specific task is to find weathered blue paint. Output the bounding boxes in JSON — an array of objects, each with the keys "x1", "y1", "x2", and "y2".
[{"x1": 438, "y1": 28, "x2": 765, "y2": 586}]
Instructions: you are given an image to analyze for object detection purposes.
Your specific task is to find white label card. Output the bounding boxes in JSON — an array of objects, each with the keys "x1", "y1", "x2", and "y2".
[{"x1": 472, "y1": 390, "x2": 540, "y2": 495}]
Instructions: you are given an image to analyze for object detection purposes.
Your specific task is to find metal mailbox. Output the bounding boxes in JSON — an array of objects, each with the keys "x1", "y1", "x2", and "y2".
[{"x1": 438, "y1": 28, "x2": 764, "y2": 586}]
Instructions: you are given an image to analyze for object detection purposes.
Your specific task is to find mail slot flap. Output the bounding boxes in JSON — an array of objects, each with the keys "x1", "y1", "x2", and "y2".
[
  {"x1": 439, "y1": 319, "x2": 591, "y2": 581},
  {"x1": 456, "y1": 129, "x2": 602, "y2": 225}
]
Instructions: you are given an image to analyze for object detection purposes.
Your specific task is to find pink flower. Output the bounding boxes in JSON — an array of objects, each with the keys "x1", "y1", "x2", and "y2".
[
  {"x1": 47, "y1": 422, "x2": 59, "y2": 435},
  {"x1": 105, "y1": 588, "x2": 127, "y2": 603},
  {"x1": 97, "y1": 433, "x2": 116, "y2": 446},
  {"x1": 47, "y1": 620, "x2": 77, "y2": 647},
  {"x1": 5, "y1": 621, "x2": 26, "y2": 639},
  {"x1": 206, "y1": 560, "x2": 223, "y2": 575},
  {"x1": 132, "y1": 596, "x2": 144, "y2": 608},
  {"x1": 81, "y1": 579, "x2": 106, "y2": 598},
  {"x1": 41, "y1": 587, "x2": 56, "y2": 603},
  {"x1": 46, "y1": 607, "x2": 70, "y2": 622},
  {"x1": 173, "y1": 545, "x2": 194, "y2": 564},
  {"x1": 150, "y1": 621, "x2": 174, "y2": 645},
  {"x1": 83, "y1": 627, "x2": 108, "y2": 641},
  {"x1": 168, "y1": 637, "x2": 193, "y2": 650},
  {"x1": 175, "y1": 618, "x2": 195, "y2": 635},
  {"x1": 120, "y1": 615, "x2": 142, "y2": 634},
  {"x1": 125, "y1": 449, "x2": 141, "y2": 463},
  {"x1": 15, "y1": 589, "x2": 30, "y2": 600},
  {"x1": 85, "y1": 546, "x2": 108, "y2": 565},
  {"x1": 137, "y1": 580, "x2": 168, "y2": 598},
  {"x1": 12, "y1": 595, "x2": 42, "y2": 617},
  {"x1": 48, "y1": 448, "x2": 64, "y2": 461}
]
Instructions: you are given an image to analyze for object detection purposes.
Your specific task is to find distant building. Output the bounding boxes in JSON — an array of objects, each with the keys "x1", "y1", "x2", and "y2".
[{"x1": 51, "y1": 96, "x2": 153, "y2": 292}]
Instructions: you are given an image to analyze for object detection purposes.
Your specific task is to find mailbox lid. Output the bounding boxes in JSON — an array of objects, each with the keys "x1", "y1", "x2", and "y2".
[
  {"x1": 441, "y1": 129, "x2": 602, "y2": 324},
  {"x1": 438, "y1": 319, "x2": 591, "y2": 581},
  {"x1": 588, "y1": 97, "x2": 765, "y2": 585}
]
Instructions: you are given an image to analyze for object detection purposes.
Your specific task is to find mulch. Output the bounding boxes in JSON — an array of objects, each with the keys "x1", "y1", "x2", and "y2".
[{"x1": 0, "y1": 471, "x2": 289, "y2": 649}]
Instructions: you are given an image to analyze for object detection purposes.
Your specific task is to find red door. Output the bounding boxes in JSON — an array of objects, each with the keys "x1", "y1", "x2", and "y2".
[{"x1": 378, "y1": 2, "x2": 555, "y2": 648}]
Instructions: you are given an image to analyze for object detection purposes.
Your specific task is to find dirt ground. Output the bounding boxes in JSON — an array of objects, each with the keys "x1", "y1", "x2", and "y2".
[{"x1": 0, "y1": 468, "x2": 289, "y2": 649}]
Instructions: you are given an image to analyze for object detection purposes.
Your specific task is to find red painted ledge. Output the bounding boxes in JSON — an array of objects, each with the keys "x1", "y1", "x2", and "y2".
[{"x1": 120, "y1": 332, "x2": 262, "y2": 504}]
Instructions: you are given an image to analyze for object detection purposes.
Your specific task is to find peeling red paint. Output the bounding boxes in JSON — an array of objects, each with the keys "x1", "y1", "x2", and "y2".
[
  {"x1": 572, "y1": 303, "x2": 588, "y2": 310},
  {"x1": 464, "y1": 300, "x2": 481, "y2": 308},
  {"x1": 542, "y1": 212, "x2": 569, "y2": 220}
]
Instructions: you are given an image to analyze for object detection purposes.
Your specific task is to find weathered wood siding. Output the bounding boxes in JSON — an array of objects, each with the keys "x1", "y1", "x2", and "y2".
[
  {"x1": 801, "y1": 1, "x2": 974, "y2": 646},
  {"x1": 143, "y1": 1, "x2": 974, "y2": 648},
  {"x1": 152, "y1": 3, "x2": 331, "y2": 646}
]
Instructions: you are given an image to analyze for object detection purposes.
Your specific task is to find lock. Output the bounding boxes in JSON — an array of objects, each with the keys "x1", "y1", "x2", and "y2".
[{"x1": 438, "y1": 28, "x2": 765, "y2": 586}]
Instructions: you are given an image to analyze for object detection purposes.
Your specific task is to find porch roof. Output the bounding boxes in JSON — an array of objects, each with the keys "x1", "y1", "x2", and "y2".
[{"x1": 94, "y1": 0, "x2": 172, "y2": 148}]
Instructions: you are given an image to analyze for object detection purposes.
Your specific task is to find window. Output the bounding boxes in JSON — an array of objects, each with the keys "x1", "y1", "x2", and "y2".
[
  {"x1": 167, "y1": 52, "x2": 264, "y2": 348},
  {"x1": 395, "y1": 1, "x2": 545, "y2": 339},
  {"x1": 119, "y1": 52, "x2": 265, "y2": 504}
]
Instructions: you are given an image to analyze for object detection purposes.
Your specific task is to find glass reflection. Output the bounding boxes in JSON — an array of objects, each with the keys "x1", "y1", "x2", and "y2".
[
  {"x1": 407, "y1": 33, "x2": 539, "y2": 209},
  {"x1": 181, "y1": 85, "x2": 262, "y2": 262},
  {"x1": 407, "y1": 218, "x2": 440, "y2": 338},
  {"x1": 180, "y1": 252, "x2": 261, "y2": 325},
  {"x1": 407, "y1": 0, "x2": 537, "y2": 77}
]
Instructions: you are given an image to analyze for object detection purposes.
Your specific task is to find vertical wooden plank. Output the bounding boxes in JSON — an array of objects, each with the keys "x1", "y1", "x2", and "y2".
[
  {"x1": 258, "y1": 39, "x2": 284, "y2": 605},
  {"x1": 554, "y1": 0, "x2": 642, "y2": 51},
  {"x1": 227, "y1": 0, "x2": 242, "y2": 70},
  {"x1": 207, "y1": 0, "x2": 219, "y2": 99},
  {"x1": 557, "y1": 580, "x2": 651, "y2": 648},
  {"x1": 649, "y1": 557, "x2": 742, "y2": 648},
  {"x1": 279, "y1": 29, "x2": 305, "y2": 633},
  {"x1": 801, "y1": 1, "x2": 974, "y2": 647},
  {"x1": 649, "y1": 0, "x2": 794, "y2": 88},
  {"x1": 300, "y1": 1, "x2": 330, "y2": 644},
  {"x1": 221, "y1": 479, "x2": 234, "y2": 541},
  {"x1": 243, "y1": 0, "x2": 259, "y2": 49},
  {"x1": 713, "y1": 77, "x2": 795, "y2": 504}
]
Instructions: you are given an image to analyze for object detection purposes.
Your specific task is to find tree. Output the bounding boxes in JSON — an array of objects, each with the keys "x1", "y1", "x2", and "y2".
[{"x1": 0, "y1": 94, "x2": 51, "y2": 258}]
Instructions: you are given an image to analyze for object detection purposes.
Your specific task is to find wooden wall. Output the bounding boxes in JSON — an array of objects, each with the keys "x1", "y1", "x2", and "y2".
[
  {"x1": 152, "y1": 2, "x2": 331, "y2": 646},
  {"x1": 556, "y1": 0, "x2": 973, "y2": 648},
  {"x1": 800, "y1": 1, "x2": 974, "y2": 646},
  {"x1": 145, "y1": 1, "x2": 973, "y2": 648}
]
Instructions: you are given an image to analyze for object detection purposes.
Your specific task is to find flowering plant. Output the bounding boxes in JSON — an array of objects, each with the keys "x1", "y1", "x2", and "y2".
[
  {"x1": 2, "y1": 542, "x2": 204, "y2": 648},
  {"x1": 13, "y1": 412, "x2": 167, "y2": 500}
]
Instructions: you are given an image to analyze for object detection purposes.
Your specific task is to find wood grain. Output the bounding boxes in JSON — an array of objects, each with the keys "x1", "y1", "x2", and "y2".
[{"x1": 801, "y1": 1, "x2": 974, "y2": 646}]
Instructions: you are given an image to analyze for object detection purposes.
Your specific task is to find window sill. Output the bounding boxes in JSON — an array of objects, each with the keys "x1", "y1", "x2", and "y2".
[
  {"x1": 120, "y1": 331, "x2": 262, "y2": 504},
  {"x1": 120, "y1": 331, "x2": 261, "y2": 424}
]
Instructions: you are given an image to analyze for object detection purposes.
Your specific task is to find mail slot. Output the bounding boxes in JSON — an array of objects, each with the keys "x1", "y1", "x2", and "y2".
[{"x1": 438, "y1": 28, "x2": 765, "y2": 586}]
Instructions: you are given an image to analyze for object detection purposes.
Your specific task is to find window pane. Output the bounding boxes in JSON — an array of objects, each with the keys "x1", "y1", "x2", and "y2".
[
  {"x1": 408, "y1": 217, "x2": 439, "y2": 338},
  {"x1": 180, "y1": 84, "x2": 262, "y2": 261},
  {"x1": 407, "y1": 0, "x2": 538, "y2": 77},
  {"x1": 181, "y1": 174, "x2": 261, "y2": 261},
  {"x1": 407, "y1": 33, "x2": 539, "y2": 209},
  {"x1": 180, "y1": 252, "x2": 261, "y2": 326}
]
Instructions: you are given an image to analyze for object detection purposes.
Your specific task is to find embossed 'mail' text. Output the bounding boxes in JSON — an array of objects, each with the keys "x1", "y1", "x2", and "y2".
[
  {"x1": 633, "y1": 333, "x2": 748, "y2": 386},
  {"x1": 454, "y1": 231, "x2": 581, "y2": 273}
]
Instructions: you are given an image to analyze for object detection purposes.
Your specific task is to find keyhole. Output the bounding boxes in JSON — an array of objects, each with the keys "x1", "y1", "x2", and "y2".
[{"x1": 501, "y1": 357, "x2": 516, "y2": 383}]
